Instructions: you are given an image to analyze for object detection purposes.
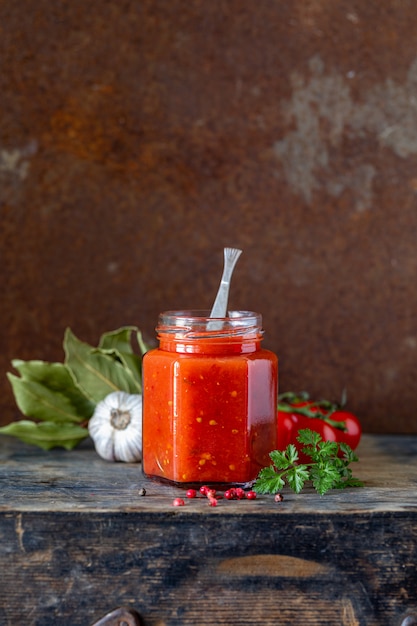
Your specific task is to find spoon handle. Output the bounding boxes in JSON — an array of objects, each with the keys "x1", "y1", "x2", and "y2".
[{"x1": 209, "y1": 247, "x2": 242, "y2": 318}]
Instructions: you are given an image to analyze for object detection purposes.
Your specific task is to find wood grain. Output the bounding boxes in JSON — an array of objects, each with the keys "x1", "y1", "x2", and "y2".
[{"x1": 0, "y1": 434, "x2": 416, "y2": 625}]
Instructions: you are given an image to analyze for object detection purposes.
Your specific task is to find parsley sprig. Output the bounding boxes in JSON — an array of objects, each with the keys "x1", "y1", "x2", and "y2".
[{"x1": 254, "y1": 429, "x2": 363, "y2": 496}]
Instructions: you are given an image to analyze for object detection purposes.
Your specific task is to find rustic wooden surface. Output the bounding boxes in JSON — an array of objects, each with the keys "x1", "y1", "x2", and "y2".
[{"x1": 0, "y1": 434, "x2": 416, "y2": 625}]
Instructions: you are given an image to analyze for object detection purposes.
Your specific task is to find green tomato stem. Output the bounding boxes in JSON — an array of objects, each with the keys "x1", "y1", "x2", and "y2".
[{"x1": 278, "y1": 401, "x2": 347, "y2": 432}]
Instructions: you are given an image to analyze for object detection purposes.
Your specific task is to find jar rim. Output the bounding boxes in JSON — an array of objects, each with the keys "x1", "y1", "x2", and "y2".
[{"x1": 156, "y1": 310, "x2": 263, "y2": 339}]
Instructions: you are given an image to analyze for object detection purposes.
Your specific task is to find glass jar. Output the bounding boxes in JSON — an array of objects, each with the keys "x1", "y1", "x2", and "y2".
[{"x1": 142, "y1": 310, "x2": 278, "y2": 487}]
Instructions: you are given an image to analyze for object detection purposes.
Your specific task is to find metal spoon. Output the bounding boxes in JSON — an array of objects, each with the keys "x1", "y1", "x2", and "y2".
[{"x1": 209, "y1": 247, "x2": 242, "y2": 322}]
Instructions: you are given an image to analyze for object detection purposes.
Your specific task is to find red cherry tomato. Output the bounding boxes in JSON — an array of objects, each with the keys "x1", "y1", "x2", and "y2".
[
  {"x1": 277, "y1": 393, "x2": 362, "y2": 463},
  {"x1": 320, "y1": 410, "x2": 362, "y2": 451}
]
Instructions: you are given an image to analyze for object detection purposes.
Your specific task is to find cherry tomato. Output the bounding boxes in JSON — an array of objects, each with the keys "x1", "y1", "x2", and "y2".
[
  {"x1": 277, "y1": 393, "x2": 362, "y2": 463},
  {"x1": 320, "y1": 410, "x2": 362, "y2": 451}
]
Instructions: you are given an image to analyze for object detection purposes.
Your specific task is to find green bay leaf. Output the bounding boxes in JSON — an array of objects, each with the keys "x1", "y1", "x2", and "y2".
[
  {"x1": 99, "y1": 326, "x2": 151, "y2": 356},
  {"x1": 99, "y1": 326, "x2": 139, "y2": 353},
  {"x1": 0, "y1": 420, "x2": 88, "y2": 450},
  {"x1": 10, "y1": 360, "x2": 94, "y2": 419},
  {"x1": 96, "y1": 346, "x2": 142, "y2": 393},
  {"x1": 64, "y1": 328, "x2": 139, "y2": 402},
  {"x1": 116, "y1": 351, "x2": 142, "y2": 392},
  {"x1": 7, "y1": 373, "x2": 94, "y2": 423},
  {"x1": 136, "y1": 329, "x2": 151, "y2": 356},
  {"x1": 98, "y1": 326, "x2": 149, "y2": 392}
]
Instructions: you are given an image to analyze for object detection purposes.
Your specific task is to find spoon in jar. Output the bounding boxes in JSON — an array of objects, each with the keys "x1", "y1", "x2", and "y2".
[{"x1": 209, "y1": 247, "x2": 242, "y2": 324}]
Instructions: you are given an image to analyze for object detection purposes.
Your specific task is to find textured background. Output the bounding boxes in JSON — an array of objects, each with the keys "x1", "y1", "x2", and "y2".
[{"x1": 1, "y1": 1, "x2": 417, "y2": 433}]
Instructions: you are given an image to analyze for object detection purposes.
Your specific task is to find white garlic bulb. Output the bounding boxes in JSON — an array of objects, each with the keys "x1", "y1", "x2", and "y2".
[{"x1": 88, "y1": 391, "x2": 142, "y2": 462}]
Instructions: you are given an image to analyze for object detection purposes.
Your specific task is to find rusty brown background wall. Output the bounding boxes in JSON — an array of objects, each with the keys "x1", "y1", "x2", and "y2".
[{"x1": 1, "y1": 1, "x2": 417, "y2": 433}]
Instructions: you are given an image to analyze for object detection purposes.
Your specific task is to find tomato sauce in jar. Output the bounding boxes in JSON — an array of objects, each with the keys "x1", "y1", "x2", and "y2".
[{"x1": 142, "y1": 311, "x2": 278, "y2": 487}]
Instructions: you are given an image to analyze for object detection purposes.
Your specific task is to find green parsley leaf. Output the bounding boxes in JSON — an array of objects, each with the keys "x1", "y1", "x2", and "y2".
[
  {"x1": 254, "y1": 466, "x2": 285, "y2": 494},
  {"x1": 286, "y1": 465, "x2": 309, "y2": 493},
  {"x1": 253, "y1": 428, "x2": 363, "y2": 496}
]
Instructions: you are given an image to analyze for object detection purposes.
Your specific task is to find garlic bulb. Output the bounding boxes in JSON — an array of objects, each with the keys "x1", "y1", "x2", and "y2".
[{"x1": 88, "y1": 391, "x2": 142, "y2": 462}]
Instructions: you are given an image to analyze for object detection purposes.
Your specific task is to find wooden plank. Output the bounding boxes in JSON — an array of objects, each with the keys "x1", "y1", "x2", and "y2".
[
  {"x1": 0, "y1": 435, "x2": 416, "y2": 625},
  {"x1": 1, "y1": 434, "x2": 416, "y2": 513},
  {"x1": 1, "y1": 508, "x2": 416, "y2": 625}
]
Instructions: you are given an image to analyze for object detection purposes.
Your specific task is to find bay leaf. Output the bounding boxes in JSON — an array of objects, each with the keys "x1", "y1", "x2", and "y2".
[
  {"x1": 95, "y1": 348, "x2": 142, "y2": 393},
  {"x1": 98, "y1": 327, "x2": 143, "y2": 392},
  {"x1": 0, "y1": 420, "x2": 88, "y2": 450},
  {"x1": 99, "y1": 326, "x2": 151, "y2": 356},
  {"x1": 7, "y1": 373, "x2": 93, "y2": 423},
  {"x1": 136, "y1": 329, "x2": 151, "y2": 356},
  {"x1": 64, "y1": 328, "x2": 139, "y2": 402},
  {"x1": 10, "y1": 360, "x2": 94, "y2": 419},
  {"x1": 99, "y1": 326, "x2": 139, "y2": 353}
]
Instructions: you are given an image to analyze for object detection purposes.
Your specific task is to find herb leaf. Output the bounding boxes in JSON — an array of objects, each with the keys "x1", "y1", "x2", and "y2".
[
  {"x1": 5, "y1": 326, "x2": 147, "y2": 451},
  {"x1": 7, "y1": 361, "x2": 95, "y2": 423},
  {"x1": 64, "y1": 328, "x2": 140, "y2": 401},
  {"x1": 0, "y1": 420, "x2": 89, "y2": 450},
  {"x1": 255, "y1": 466, "x2": 285, "y2": 494},
  {"x1": 98, "y1": 326, "x2": 149, "y2": 393},
  {"x1": 254, "y1": 428, "x2": 363, "y2": 496},
  {"x1": 287, "y1": 465, "x2": 310, "y2": 493}
]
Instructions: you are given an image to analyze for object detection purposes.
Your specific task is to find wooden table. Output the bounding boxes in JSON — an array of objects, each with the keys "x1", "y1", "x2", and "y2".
[{"x1": 0, "y1": 434, "x2": 416, "y2": 625}]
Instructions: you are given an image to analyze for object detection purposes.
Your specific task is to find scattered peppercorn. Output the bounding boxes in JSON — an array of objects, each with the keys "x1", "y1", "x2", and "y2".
[
  {"x1": 138, "y1": 487, "x2": 146, "y2": 496},
  {"x1": 170, "y1": 486, "x2": 284, "y2": 507}
]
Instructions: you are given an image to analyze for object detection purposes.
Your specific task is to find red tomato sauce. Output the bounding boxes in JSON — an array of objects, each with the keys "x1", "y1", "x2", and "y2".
[{"x1": 142, "y1": 341, "x2": 277, "y2": 486}]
